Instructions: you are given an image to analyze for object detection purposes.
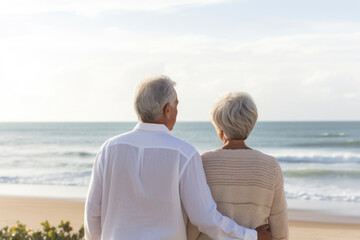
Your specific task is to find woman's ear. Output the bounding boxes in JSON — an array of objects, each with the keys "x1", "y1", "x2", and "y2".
[
  {"x1": 219, "y1": 130, "x2": 226, "y2": 142},
  {"x1": 215, "y1": 127, "x2": 225, "y2": 142}
]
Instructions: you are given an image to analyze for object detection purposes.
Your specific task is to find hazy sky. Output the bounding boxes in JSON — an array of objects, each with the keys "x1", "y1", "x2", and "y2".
[{"x1": 1, "y1": 0, "x2": 359, "y2": 121}]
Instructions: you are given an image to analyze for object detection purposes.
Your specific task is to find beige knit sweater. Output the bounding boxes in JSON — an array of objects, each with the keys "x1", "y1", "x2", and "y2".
[{"x1": 186, "y1": 149, "x2": 288, "y2": 240}]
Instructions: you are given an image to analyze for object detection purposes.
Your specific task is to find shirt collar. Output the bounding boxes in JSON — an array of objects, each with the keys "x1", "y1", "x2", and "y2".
[{"x1": 133, "y1": 122, "x2": 171, "y2": 134}]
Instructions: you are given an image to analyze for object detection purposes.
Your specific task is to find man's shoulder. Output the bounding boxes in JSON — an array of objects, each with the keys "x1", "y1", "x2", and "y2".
[
  {"x1": 99, "y1": 131, "x2": 198, "y2": 159},
  {"x1": 165, "y1": 134, "x2": 198, "y2": 158},
  {"x1": 98, "y1": 131, "x2": 135, "y2": 150}
]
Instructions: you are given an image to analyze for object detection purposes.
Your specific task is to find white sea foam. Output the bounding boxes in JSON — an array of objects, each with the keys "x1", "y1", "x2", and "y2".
[
  {"x1": 285, "y1": 184, "x2": 360, "y2": 203},
  {"x1": 262, "y1": 148, "x2": 360, "y2": 163}
]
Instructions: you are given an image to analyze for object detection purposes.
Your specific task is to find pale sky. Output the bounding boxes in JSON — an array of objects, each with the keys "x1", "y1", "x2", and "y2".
[{"x1": 1, "y1": 0, "x2": 359, "y2": 121}]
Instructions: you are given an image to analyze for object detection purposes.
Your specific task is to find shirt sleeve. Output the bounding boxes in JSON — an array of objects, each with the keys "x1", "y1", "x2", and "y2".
[
  {"x1": 269, "y1": 161, "x2": 289, "y2": 240},
  {"x1": 84, "y1": 149, "x2": 105, "y2": 240},
  {"x1": 180, "y1": 152, "x2": 258, "y2": 240}
]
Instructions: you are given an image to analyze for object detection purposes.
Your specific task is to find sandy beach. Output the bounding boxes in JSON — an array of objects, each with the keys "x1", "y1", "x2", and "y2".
[
  {"x1": 1, "y1": 196, "x2": 360, "y2": 240},
  {"x1": 0, "y1": 197, "x2": 85, "y2": 231}
]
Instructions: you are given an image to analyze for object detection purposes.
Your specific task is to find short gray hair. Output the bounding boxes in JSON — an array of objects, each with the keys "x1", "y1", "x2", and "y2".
[
  {"x1": 211, "y1": 92, "x2": 258, "y2": 140},
  {"x1": 134, "y1": 75, "x2": 177, "y2": 122}
]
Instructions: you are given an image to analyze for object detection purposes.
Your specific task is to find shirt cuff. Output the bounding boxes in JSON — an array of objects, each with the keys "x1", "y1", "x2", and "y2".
[{"x1": 244, "y1": 228, "x2": 257, "y2": 240}]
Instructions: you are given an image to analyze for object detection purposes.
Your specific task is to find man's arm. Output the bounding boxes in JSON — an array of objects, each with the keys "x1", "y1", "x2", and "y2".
[
  {"x1": 269, "y1": 161, "x2": 289, "y2": 240},
  {"x1": 180, "y1": 152, "x2": 258, "y2": 240},
  {"x1": 84, "y1": 150, "x2": 104, "y2": 240}
]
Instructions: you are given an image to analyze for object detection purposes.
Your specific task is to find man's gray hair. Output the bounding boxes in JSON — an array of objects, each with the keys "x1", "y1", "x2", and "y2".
[
  {"x1": 134, "y1": 75, "x2": 177, "y2": 122},
  {"x1": 211, "y1": 92, "x2": 258, "y2": 140}
]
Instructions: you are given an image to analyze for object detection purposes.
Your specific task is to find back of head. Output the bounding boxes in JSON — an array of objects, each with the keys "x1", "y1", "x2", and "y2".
[
  {"x1": 211, "y1": 92, "x2": 258, "y2": 140},
  {"x1": 134, "y1": 75, "x2": 177, "y2": 122}
]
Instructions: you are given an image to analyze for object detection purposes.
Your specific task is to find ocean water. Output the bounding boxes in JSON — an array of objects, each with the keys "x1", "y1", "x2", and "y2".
[{"x1": 0, "y1": 122, "x2": 360, "y2": 203}]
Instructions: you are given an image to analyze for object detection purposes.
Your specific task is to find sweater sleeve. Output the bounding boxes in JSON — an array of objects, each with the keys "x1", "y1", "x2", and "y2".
[{"x1": 269, "y1": 161, "x2": 289, "y2": 240}]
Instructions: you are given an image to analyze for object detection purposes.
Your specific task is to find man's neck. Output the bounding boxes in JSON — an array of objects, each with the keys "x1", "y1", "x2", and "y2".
[{"x1": 142, "y1": 118, "x2": 169, "y2": 130}]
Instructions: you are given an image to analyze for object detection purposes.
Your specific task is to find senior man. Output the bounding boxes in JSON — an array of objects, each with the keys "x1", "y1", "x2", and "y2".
[{"x1": 84, "y1": 75, "x2": 271, "y2": 240}]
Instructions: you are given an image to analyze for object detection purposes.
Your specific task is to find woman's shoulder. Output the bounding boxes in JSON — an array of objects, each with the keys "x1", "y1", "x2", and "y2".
[
  {"x1": 201, "y1": 148, "x2": 280, "y2": 166},
  {"x1": 200, "y1": 148, "x2": 222, "y2": 158},
  {"x1": 200, "y1": 148, "x2": 283, "y2": 190},
  {"x1": 251, "y1": 149, "x2": 278, "y2": 162}
]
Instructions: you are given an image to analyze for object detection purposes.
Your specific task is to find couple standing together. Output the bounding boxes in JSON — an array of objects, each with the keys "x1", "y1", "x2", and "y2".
[{"x1": 84, "y1": 75, "x2": 289, "y2": 240}]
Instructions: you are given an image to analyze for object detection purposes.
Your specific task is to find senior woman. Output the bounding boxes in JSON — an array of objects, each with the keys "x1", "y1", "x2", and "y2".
[{"x1": 187, "y1": 92, "x2": 289, "y2": 240}]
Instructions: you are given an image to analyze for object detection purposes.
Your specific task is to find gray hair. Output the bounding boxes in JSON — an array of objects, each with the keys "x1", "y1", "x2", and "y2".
[
  {"x1": 211, "y1": 92, "x2": 258, "y2": 140},
  {"x1": 134, "y1": 75, "x2": 177, "y2": 122}
]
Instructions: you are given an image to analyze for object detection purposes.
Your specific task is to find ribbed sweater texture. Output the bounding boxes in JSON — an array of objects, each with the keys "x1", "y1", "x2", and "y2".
[{"x1": 186, "y1": 149, "x2": 289, "y2": 240}]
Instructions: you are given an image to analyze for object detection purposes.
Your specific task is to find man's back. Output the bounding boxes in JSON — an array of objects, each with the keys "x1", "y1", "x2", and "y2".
[{"x1": 85, "y1": 123, "x2": 197, "y2": 240}]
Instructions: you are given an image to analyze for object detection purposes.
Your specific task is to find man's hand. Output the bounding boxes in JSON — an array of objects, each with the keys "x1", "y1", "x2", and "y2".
[{"x1": 255, "y1": 224, "x2": 271, "y2": 240}]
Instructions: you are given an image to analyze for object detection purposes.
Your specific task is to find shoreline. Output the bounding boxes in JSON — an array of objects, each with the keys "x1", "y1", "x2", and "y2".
[
  {"x1": 2, "y1": 183, "x2": 360, "y2": 223},
  {"x1": 1, "y1": 196, "x2": 360, "y2": 240},
  {"x1": 286, "y1": 199, "x2": 360, "y2": 224}
]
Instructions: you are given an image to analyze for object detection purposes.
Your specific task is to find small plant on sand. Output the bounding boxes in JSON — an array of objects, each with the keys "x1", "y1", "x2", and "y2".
[{"x1": 0, "y1": 220, "x2": 84, "y2": 240}]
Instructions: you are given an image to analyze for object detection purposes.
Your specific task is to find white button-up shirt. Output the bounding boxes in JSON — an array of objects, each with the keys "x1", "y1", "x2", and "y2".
[{"x1": 85, "y1": 123, "x2": 257, "y2": 240}]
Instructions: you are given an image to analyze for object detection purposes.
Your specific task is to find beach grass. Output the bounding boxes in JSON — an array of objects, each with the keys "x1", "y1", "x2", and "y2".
[{"x1": 0, "y1": 220, "x2": 84, "y2": 240}]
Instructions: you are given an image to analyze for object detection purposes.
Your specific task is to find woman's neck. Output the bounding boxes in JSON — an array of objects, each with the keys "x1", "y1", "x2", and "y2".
[{"x1": 222, "y1": 139, "x2": 251, "y2": 150}]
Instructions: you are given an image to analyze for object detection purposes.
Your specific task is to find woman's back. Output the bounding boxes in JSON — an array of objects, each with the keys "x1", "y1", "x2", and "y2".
[{"x1": 186, "y1": 148, "x2": 288, "y2": 240}]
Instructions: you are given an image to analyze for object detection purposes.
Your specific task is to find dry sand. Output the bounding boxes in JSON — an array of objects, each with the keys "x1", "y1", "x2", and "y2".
[
  {"x1": 1, "y1": 196, "x2": 360, "y2": 240},
  {"x1": 0, "y1": 197, "x2": 85, "y2": 231}
]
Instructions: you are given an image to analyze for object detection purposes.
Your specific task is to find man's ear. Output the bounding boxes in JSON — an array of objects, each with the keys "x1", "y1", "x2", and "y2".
[{"x1": 163, "y1": 103, "x2": 171, "y2": 118}]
